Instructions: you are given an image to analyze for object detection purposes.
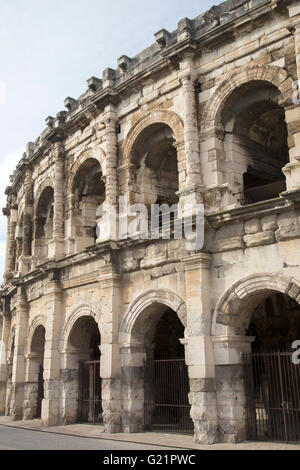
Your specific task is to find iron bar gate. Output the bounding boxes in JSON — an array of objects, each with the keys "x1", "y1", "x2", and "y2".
[
  {"x1": 144, "y1": 357, "x2": 193, "y2": 434},
  {"x1": 36, "y1": 365, "x2": 44, "y2": 419},
  {"x1": 243, "y1": 350, "x2": 300, "y2": 442},
  {"x1": 78, "y1": 360, "x2": 103, "y2": 424}
]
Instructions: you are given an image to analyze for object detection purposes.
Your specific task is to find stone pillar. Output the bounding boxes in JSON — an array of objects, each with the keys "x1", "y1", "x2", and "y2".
[
  {"x1": 10, "y1": 287, "x2": 29, "y2": 420},
  {"x1": 199, "y1": 127, "x2": 237, "y2": 211},
  {"x1": 99, "y1": 262, "x2": 122, "y2": 433},
  {"x1": 183, "y1": 253, "x2": 218, "y2": 444},
  {"x1": 19, "y1": 168, "x2": 33, "y2": 275},
  {"x1": 213, "y1": 335, "x2": 255, "y2": 443},
  {"x1": 96, "y1": 106, "x2": 119, "y2": 243},
  {"x1": 65, "y1": 194, "x2": 75, "y2": 255},
  {"x1": 104, "y1": 105, "x2": 118, "y2": 209},
  {"x1": 5, "y1": 208, "x2": 17, "y2": 278},
  {"x1": 23, "y1": 353, "x2": 41, "y2": 420},
  {"x1": 23, "y1": 168, "x2": 33, "y2": 256},
  {"x1": 283, "y1": 4, "x2": 300, "y2": 190},
  {"x1": 120, "y1": 343, "x2": 146, "y2": 433},
  {"x1": 51, "y1": 142, "x2": 65, "y2": 259},
  {"x1": 178, "y1": 54, "x2": 204, "y2": 216},
  {"x1": 0, "y1": 312, "x2": 11, "y2": 415},
  {"x1": 180, "y1": 74, "x2": 202, "y2": 188},
  {"x1": 41, "y1": 273, "x2": 63, "y2": 426},
  {"x1": 2, "y1": 209, "x2": 10, "y2": 278}
]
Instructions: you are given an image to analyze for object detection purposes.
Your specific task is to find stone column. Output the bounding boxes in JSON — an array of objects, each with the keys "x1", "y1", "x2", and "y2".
[
  {"x1": 10, "y1": 286, "x2": 29, "y2": 420},
  {"x1": 41, "y1": 273, "x2": 63, "y2": 426},
  {"x1": 23, "y1": 168, "x2": 33, "y2": 256},
  {"x1": 2, "y1": 209, "x2": 11, "y2": 281},
  {"x1": 23, "y1": 353, "x2": 41, "y2": 420},
  {"x1": 99, "y1": 261, "x2": 122, "y2": 433},
  {"x1": 283, "y1": 4, "x2": 300, "y2": 190},
  {"x1": 213, "y1": 335, "x2": 255, "y2": 443},
  {"x1": 181, "y1": 74, "x2": 202, "y2": 188},
  {"x1": 104, "y1": 105, "x2": 118, "y2": 209},
  {"x1": 120, "y1": 343, "x2": 146, "y2": 433},
  {"x1": 0, "y1": 311, "x2": 11, "y2": 415},
  {"x1": 65, "y1": 194, "x2": 75, "y2": 255},
  {"x1": 6, "y1": 208, "x2": 17, "y2": 278},
  {"x1": 50, "y1": 142, "x2": 65, "y2": 259},
  {"x1": 96, "y1": 106, "x2": 119, "y2": 243},
  {"x1": 178, "y1": 54, "x2": 204, "y2": 216},
  {"x1": 19, "y1": 168, "x2": 33, "y2": 275},
  {"x1": 183, "y1": 253, "x2": 218, "y2": 444}
]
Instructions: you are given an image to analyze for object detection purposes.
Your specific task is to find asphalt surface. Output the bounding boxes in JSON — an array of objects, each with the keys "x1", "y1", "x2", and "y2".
[{"x1": 0, "y1": 425, "x2": 180, "y2": 451}]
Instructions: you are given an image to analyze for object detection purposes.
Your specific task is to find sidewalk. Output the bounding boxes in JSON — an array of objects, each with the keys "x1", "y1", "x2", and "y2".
[{"x1": 0, "y1": 416, "x2": 299, "y2": 450}]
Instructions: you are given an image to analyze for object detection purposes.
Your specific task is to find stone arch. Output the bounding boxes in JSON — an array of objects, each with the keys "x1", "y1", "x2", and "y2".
[
  {"x1": 119, "y1": 289, "x2": 187, "y2": 344},
  {"x1": 123, "y1": 109, "x2": 184, "y2": 164},
  {"x1": 201, "y1": 64, "x2": 293, "y2": 131},
  {"x1": 25, "y1": 315, "x2": 45, "y2": 357},
  {"x1": 212, "y1": 273, "x2": 300, "y2": 335},
  {"x1": 33, "y1": 179, "x2": 54, "y2": 218},
  {"x1": 60, "y1": 303, "x2": 102, "y2": 353},
  {"x1": 66, "y1": 146, "x2": 106, "y2": 194}
]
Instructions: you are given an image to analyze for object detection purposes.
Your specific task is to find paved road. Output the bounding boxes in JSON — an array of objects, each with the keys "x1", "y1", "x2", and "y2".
[{"x1": 0, "y1": 425, "x2": 178, "y2": 450}]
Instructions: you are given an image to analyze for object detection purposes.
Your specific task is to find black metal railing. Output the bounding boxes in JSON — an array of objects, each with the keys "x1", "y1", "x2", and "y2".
[
  {"x1": 78, "y1": 360, "x2": 103, "y2": 425},
  {"x1": 144, "y1": 357, "x2": 193, "y2": 434},
  {"x1": 243, "y1": 349, "x2": 300, "y2": 442}
]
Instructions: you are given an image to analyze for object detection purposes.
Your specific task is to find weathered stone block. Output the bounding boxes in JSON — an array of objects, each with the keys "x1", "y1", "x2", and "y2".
[
  {"x1": 217, "y1": 237, "x2": 244, "y2": 252},
  {"x1": 243, "y1": 230, "x2": 275, "y2": 247},
  {"x1": 244, "y1": 218, "x2": 260, "y2": 234},
  {"x1": 261, "y1": 215, "x2": 277, "y2": 231}
]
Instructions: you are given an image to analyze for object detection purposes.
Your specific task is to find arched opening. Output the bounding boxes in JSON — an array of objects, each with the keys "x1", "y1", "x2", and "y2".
[
  {"x1": 132, "y1": 123, "x2": 179, "y2": 223},
  {"x1": 244, "y1": 292, "x2": 300, "y2": 442},
  {"x1": 71, "y1": 158, "x2": 105, "y2": 252},
  {"x1": 247, "y1": 293, "x2": 300, "y2": 350},
  {"x1": 34, "y1": 187, "x2": 54, "y2": 262},
  {"x1": 221, "y1": 81, "x2": 288, "y2": 205},
  {"x1": 65, "y1": 316, "x2": 102, "y2": 424},
  {"x1": 27, "y1": 325, "x2": 45, "y2": 419},
  {"x1": 123, "y1": 302, "x2": 192, "y2": 434}
]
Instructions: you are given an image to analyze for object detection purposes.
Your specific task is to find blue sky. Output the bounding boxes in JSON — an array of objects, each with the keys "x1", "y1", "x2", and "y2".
[{"x1": 0, "y1": 0, "x2": 216, "y2": 279}]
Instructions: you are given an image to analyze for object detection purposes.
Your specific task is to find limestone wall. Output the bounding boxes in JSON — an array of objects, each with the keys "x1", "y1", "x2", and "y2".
[{"x1": 1, "y1": 0, "x2": 300, "y2": 444}]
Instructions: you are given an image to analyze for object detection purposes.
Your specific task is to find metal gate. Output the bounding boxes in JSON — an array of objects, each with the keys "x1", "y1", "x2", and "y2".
[
  {"x1": 243, "y1": 350, "x2": 300, "y2": 442},
  {"x1": 36, "y1": 365, "x2": 44, "y2": 419},
  {"x1": 78, "y1": 360, "x2": 103, "y2": 424},
  {"x1": 144, "y1": 357, "x2": 193, "y2": 434}
]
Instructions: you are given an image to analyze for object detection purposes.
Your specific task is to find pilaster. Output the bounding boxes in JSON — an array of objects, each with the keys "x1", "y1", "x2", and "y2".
[
  {"x1": 10, "y1": 287, "x2": 29, "y2": 420},
  {"x1": 51, "y1": 142, "x2": 65, "y2": 259},
  {"x1": 213, "y1": 335, "x2": 255, "y2": 443},
  {"x1": 99, "y1": 261, "x2": 122, "y2": 432},
  {"x1": 182, "y1": 253, "x2": 218, "y2": 444},
  {"x1": 41, "y1": 273, "x2": 63, "y2": 426}
]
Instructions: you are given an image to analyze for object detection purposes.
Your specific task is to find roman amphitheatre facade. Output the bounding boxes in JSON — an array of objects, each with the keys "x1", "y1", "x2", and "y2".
[{"x1": 1, "y1": 0, "x2": 300, "y2": 444}]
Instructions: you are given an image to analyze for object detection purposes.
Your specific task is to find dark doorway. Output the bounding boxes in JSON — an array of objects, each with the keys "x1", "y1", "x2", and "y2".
[
  {"x1": 78, "y1": 360, "x2": 102, "y2": 424},
  {"x1": 72, "y1": 316, "x2": 102, "y2": 424},
  {"x1": 244, "y1": 293, "x2": 300, "y2": 442},
  {"x1": 30, "y1": 325, "x2": 45, "y2": 419},
  {"x1": 36, "y1": 365, "x2": 44, "y2": 419},
  {"x1": 144, "y1": 308, "x2": 193, "y2": 434}
]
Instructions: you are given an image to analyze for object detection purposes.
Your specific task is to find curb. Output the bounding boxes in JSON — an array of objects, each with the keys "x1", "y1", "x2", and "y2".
[{"x1": 0, "y1": 422, "x2": 190, "y2": 450}]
